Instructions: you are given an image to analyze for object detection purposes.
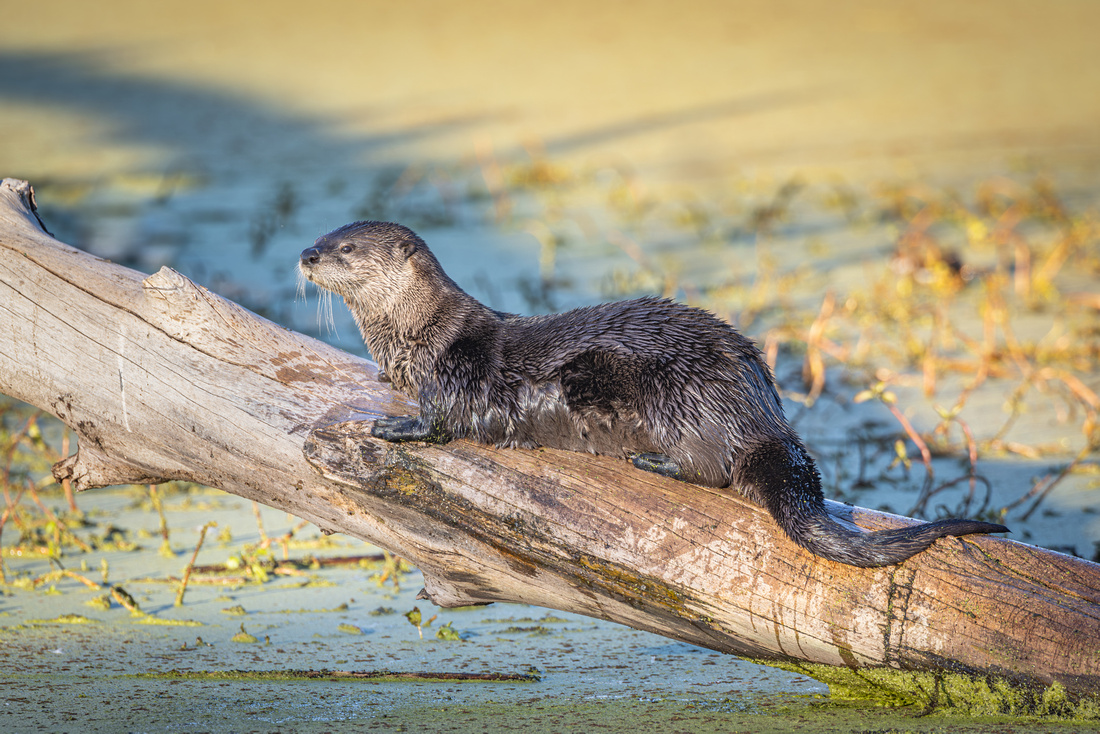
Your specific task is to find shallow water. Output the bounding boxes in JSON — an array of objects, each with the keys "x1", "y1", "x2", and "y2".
[
  {"x1": 3, "y1": 489, "x2": 1096, "y2": 733},
  {"x1": 1, "y1": 490, "x2": 830, "y2": 732}
]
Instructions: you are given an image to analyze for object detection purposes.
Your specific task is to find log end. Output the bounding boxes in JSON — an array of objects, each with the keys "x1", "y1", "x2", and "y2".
[{"x1": 0, "y1": 178, "x2": 52, "y2": 237}]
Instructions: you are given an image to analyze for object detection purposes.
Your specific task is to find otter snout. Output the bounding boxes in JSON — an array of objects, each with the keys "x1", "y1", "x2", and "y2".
[{"x1": 300, "y1": 245, "x2": 323, "y2": 268}]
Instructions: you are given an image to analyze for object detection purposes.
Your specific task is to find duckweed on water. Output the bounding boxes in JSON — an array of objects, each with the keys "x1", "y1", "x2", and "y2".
[
  {"x1": 267, "y1": 601, "x2": 350, "y2": 614},
  {"x1": 231, "y1": 623, "x2": 259, "y2": 643},
  {"x1": 499, "y1": 625, "x2": 555, "y2": 636},
  {"x1": 434, "y1": 621, "x2": 463, "y2": 641},
  {"x1": 488, "y1": 612, "x2": 571, "y2": 624},
  {"x1": 131, "y1": 669, "x2": 541, "y2": 683},
  {"x1": 84, "y1": 594, "x2": 111, "y2": 611},
  {"x1": 134, "y1": 617, "x2": 203, "y2": 627},
  {"x1": 28, "y1": 614, "x2": 98, "y2": 625}
]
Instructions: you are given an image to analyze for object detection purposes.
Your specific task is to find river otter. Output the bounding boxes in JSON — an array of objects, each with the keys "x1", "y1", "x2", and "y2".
[{"x1": 299, "y1": 221, "x2": 1008, "y2": 567}]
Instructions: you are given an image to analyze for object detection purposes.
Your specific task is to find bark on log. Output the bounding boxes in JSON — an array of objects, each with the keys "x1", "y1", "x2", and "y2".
[{"x1": 1, "y1": 178, "x2": 1098, "y2": 706}]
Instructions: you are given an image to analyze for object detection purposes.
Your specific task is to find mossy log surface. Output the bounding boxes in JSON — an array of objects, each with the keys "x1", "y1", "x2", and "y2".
[{"x1": 1, "y1": 178, "x2": 1098, "y2": 707}]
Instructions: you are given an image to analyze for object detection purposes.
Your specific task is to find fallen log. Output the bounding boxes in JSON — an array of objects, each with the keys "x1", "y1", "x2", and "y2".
[{"x1": 1, "y1": 178, "x2": 1097, "y2": 710}]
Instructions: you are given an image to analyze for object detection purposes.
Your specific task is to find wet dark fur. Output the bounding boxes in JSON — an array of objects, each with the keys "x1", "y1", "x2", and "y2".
[{"x1": 300, "y1": 221, "x2": 1008, "y2": 567}]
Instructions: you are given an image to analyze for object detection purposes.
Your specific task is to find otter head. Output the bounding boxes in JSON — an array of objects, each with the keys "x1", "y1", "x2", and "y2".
[{"x1": 299, "y1": 220, "x2": 451, "y2": 321}]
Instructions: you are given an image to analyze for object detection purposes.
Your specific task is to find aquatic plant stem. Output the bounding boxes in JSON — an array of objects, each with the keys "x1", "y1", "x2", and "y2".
[
  {"x1": 148, "y1": 484, "x2": 170, "y2": 548},
  {"x1": 0, "y1": 483, "x2": 28, "y2": 584},
  {"x1": 175, "y1": 520, "x2": 217, "y2": 607},
  {"x1": 252, "y1": 501, "x2": 269, "y2": 548}
]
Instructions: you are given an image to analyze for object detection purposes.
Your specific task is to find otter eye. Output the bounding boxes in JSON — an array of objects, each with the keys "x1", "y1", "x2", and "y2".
[{"x1": 340, "y1": 244, "x2": 354, "y2": 254}]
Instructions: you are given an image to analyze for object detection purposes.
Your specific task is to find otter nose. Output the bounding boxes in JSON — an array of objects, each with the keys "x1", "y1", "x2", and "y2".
[{"x1": 300, "y1": 246, "x2": 322, "y2": 266}]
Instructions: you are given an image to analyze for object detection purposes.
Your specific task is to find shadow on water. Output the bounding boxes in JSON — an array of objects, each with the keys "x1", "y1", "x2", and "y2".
[
  {"x1": 0, "y1": 50, "x2": 820, "y2": 179},
  {"x1": 0, "y1": 50, "x2": 495, "y2": 178}
]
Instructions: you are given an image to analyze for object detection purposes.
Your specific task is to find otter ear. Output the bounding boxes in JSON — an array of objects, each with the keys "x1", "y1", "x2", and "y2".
[{"x1": 397, "y1": 239, "x2": 418, "y2": 259}]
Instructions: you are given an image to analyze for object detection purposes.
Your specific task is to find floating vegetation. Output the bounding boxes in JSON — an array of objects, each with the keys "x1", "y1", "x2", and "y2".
[
  {"x1": 368, "y1": 550, "x2": 414, "y2": 591},
  {"x1": 268, "y1": 602, "x2": 349, "y2": 615},
  {"x1": 231, "y1": 623, "x2": 259, "y2": 644},
  {"x1": 499, "y1": 626, "x2": 554, "y2": 637},
  {"x1": 28, "y1": 614, "x2": 98, "y2": 625},
  {"x1": 488, "y1": 613, "x2": 571, "y2": 625},
  {"x1": 132, "y1": 668, "x2": 540, "y2": 682},
  {"x1": 84, "y1": 594, "x2": 111, "y2": 611},
  {"x1": 404, "y1": 605, "x2": 437, "y2": 640},
  {"x1": 135, "y1": 616, "x2": 203, "y2": 627}
]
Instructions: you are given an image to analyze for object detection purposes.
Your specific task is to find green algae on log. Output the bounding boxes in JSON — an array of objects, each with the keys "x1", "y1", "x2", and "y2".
[
  {"x1": 0, "y1": 177, "x2": 1098, "y2": 706},
  {"x1": 766, "y1": 661, "x2": 1100, "y2": 720}
]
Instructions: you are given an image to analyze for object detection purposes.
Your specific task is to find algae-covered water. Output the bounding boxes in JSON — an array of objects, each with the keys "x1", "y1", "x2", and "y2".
[
  {"x1": 0, "y1": 481, "x2": 833, "y2": 731},
  {"x1": 2, "y1": 487, "x2": 1095, "y2": 733},
  {"x1": 3, "y1": 1, "x2": 1100, "y2": 731}
]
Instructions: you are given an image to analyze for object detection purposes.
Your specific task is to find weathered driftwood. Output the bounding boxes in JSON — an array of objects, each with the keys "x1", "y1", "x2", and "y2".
[{"x1": 1, "y1": 178, "x2": 1098, "y2": 704}]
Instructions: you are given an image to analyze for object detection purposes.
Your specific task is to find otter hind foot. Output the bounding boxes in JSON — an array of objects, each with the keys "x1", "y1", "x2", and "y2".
[
  {"x1": 371, "y1": 416, "x2": 452, "y2": 444},
  {"x1": 632, "y1": 452, "x2": 687, "y2": 481}
]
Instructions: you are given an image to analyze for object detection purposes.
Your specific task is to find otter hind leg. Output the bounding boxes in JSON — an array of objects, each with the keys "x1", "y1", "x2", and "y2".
[{"x1": 632, "y1": 452, "x2": 687, "y2": 481}]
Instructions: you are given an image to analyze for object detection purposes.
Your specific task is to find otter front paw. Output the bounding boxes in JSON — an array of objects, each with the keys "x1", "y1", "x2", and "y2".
[{"x1": 371, "y1": 416, "x2": 452, "y2": 444}]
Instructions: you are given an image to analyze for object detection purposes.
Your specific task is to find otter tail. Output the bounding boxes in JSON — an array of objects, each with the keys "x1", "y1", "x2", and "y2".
[{"x1": 734, "y1": 439, "x2": 1008, "y2": 568}]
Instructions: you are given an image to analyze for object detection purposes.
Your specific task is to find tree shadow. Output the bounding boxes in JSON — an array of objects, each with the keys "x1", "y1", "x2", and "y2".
[{"x1": 0, "y1": 50, "x2": 499, "y2": 178}]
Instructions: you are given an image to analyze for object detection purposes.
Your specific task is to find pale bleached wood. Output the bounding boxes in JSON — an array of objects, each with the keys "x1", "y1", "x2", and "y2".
[{"x1": 1, "y1": 178, "x2": 1098, "y2": 703}]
